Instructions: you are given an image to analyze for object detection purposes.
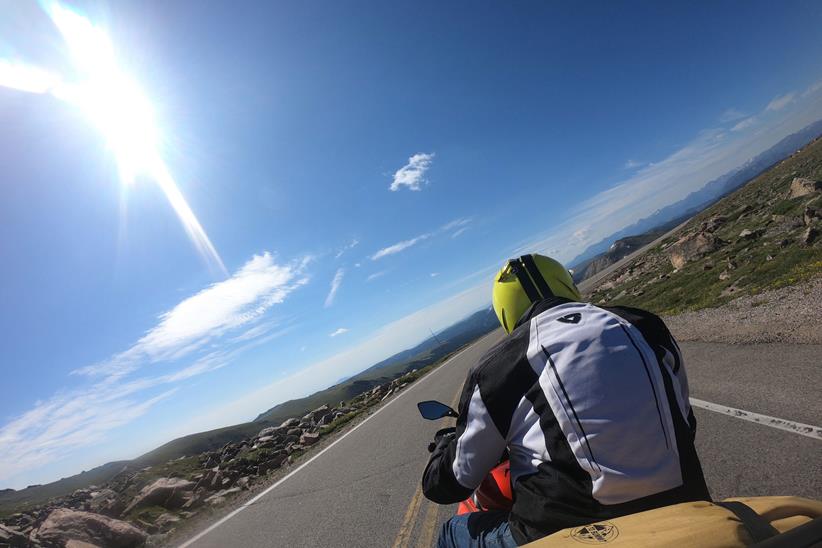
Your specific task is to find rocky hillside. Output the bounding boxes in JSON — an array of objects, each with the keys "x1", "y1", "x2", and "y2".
[
  {"x1": 0, "y1": 371, "x2": 423, "y2": 548},
  {"x1": 586, "y1": 137, "x2": 822, "y2": 314},
  {"x1": 570, "y1": 215, "x2": 689, "y2": 283}
]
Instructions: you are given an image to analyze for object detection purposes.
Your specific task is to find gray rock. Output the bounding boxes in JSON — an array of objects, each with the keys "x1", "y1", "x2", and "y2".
[
  {"x1": 0, "y1": 524, "x2": 29, "y2": 547},
  {"x1": 34, "y1": 508, "x2": 146, "y2": 548},
  {"x1": 802, "y1": 226, "x2": 819, "y2": 246},
  {"x1": 300, "y1": 432, "x2": 321, "y2": 446},
  {"x1": 154, "y1": 513, "x2": 180, "y2": 531},
  {"x1": 286, "y1": 427, "x2": 302, "y2": 437},
  {"x1": 788, "y1": 177, "x2": 822, "y2": 198},
  {"x1": 280, "y1": 418, "x2": 300, "y2": 429},
  {"x1": 804, "y1": 206, "x2": 820, "y2": 226},
  {"x1": 668, "y1": 232, "x2": 723, "y2": 270},
  {"x1": 124, "y1": 477, "x2": 195, "y2": 514}
]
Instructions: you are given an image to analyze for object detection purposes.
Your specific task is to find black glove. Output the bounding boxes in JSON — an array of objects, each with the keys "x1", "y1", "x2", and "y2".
[{"x1": 428, "y1": 427, "x2": 456, "y2": 453}]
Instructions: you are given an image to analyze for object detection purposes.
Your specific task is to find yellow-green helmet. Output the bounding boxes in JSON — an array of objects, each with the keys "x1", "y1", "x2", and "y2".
[{"x1": 492, "y1": 254, "x2": 581, "y2": 334}]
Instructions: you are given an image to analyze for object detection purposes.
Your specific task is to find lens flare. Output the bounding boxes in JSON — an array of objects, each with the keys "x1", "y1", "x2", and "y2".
[{"x1": 0, "y1": 1, "x2": 227, "y2": 276}]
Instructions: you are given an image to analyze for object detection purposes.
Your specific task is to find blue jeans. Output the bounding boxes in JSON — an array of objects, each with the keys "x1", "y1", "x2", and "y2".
[{"x1": 437, "y1": 511, "x2": 518, "y2": 548}]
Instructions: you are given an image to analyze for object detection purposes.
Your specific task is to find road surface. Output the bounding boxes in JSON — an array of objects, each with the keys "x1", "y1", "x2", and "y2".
[{"x1": 180, "y1": 331, "x2": 821, "y2": 548}]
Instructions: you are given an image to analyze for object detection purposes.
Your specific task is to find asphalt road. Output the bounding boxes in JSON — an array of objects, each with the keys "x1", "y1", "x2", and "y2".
[{"x1": 180, "y1": 331, "x2": 821, "y2": 548}]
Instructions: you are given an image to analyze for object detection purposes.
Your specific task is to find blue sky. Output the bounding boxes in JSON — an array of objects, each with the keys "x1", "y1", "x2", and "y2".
[{"x1": 1, "y1": 0, "x2": 821, "y2": 489}]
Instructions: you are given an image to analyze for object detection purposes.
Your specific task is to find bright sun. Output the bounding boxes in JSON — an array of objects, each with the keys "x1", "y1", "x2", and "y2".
[{"x1": 0, "y1": 1, "x2": 226, "y2": 275}]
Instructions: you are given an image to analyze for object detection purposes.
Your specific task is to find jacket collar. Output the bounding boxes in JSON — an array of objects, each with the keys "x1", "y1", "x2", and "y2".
[{"x1": 513, "y1": 297, "x2": 576, "y2": 331}]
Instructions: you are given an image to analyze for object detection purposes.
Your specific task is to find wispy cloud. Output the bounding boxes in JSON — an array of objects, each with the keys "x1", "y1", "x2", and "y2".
[
  {"x1": 335, "y1": 239, "x2": 359, "y2": 259},
  {"x1": 720, "y1": 108, "x2": 747, "y2": 123},
  {"x1": 803, "y1": 81, "x2": 822, "y2": 98},
  {"x1": 324, "y1": 268, "x2": 345, "y2": 307},
  {"x1": 366, "y1": 270, "x2": 387, "y2": 282},
  {"x1": 624, "y1": 159, "x2": 644, "y2": 169},
  {"x1": 330, "y1": 328, "x2": 349, "y2": 337},
  {"x1": 390, "y1": 152, "x2": 434, "y2": 192},
  {"x1": 371, "y1": 233, "x2": 432, "y2": 260},
  {"x1": 369, "y1": 218, "x2": 471, "y2": 260},
  {"x1": 430, "y1": 272, "x2": 440, "y2": 277},
  {"x1": 441, "y1": 218, "x2": 471, "y2": 232},
  {"x1": 451, "y1": 227, "x2": 469, "y2": 238},
  {"x1": 766, "y1": 92, "x2": 795, "y2": 111},
  {"x1": 731, "y1": 116, "x2": 757, "y2": 132},
  {"x1": 74, "y1": 252, "x2": 308, "y2": 377},
  {"x1": 0, "y1": 252, "x2": 308, "y2": 487}
]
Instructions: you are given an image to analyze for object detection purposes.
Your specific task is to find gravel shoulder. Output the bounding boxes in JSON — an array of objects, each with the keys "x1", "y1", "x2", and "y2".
[{"x1": 664, "y1": 275, "x2": 822, "y2": 344}]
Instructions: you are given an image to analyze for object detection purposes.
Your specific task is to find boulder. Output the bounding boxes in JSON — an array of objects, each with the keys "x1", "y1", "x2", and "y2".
[
  {"x1": 258, "y1": 453, "x2": 288, "y2": 474},
  {"x1": 738, "y1": 228, "x2": 763, "y2": 240},
  {"x1": 154, "y1": 513, "x2": 180, "y2": 531},
  {"x1": 668, "y1": 232, "x2": 723, "y2": 270},
  {"x1": 66, "y1": 541, "x2": 102, "y2": 548},
  {"x1": 257, "y1": 426, "x2": 281, "y2": 438},
  {"x1": 124, "y1": 477, "x2": 195, "y2": 514},
  {"x1": 34, "y1": 509, "x2": 146, "y2": 548},
  {"x1": 300, "y1": 432, "x2": 321, "y2": 446},
  {"x1": 699, "y1": 215, "x2": 727, "y2": 233},
  {"x1": 286, "y1": 427, "x2": 302, "y2": 437},
  {"x1": 88, "y1": 488, "x2": 124, "y2": 517},
  {"x1": 280, "y1": 418, "x2": 300, "y2": 429},
  {"x1": 788, "y1": 177, "x2": 822, "y2": 198},
  {"x1": 804, "y1": 206, "x2": 820, "y2": 226},
  {"x1": 0, "y1": 523, "x2": 29, "y2": 547},
  {"x1": 802, "y1": 226, "x2": 819, "y2": 246},
  {"x1": 203, "y1": 487, "x2": 242, "y2": 506},
  {"x1": 308, "y1": 404, "x2": 332, "y2": 423}
]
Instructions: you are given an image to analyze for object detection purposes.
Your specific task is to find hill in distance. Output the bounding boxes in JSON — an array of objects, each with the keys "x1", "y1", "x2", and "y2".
[{"x1": 0, "y1": 306, "x2": 498, "y2": 512}]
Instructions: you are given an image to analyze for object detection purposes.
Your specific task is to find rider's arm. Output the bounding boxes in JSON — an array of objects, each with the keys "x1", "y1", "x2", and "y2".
[{"x1": 422, "y1": 370, "x2": 508, "y2": 504}]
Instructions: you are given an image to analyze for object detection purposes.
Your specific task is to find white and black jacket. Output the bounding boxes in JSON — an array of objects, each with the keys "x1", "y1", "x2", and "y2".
[{"x1": 422, "y1": 298, "x2": 710, "y2": 544}]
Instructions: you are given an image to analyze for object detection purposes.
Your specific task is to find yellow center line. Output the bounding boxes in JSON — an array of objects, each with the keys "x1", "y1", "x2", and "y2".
[
  {"x1": 392, "y1": 483, "x2": 424, "y2": 548},
  {"x1": 415, "y1": 501, "x2": 440, "y2": 548},
  {"x1": 392, "y1": 385, "x2": 465, "y2": 548}
]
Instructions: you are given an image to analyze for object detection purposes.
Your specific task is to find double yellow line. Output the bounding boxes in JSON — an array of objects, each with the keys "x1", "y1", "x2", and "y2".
[{"x1": 391, "y1": 388, "x2": 463, "y2": 548}]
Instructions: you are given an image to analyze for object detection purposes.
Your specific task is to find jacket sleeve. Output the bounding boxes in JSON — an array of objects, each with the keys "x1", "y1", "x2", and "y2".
[{"x1": 421, "y1": 369, "x2": 508, "y2": 504}]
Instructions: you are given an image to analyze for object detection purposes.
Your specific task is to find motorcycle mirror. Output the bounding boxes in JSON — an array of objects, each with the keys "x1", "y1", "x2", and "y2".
[{"x1": 417, "y1": 400, "x2": 458, "y2": 420}]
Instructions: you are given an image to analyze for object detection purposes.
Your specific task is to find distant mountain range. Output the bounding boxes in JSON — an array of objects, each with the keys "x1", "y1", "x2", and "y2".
[
  {"x1": 569, "y1": 118, "x2": 822, "y2": 271},
  {"x1": 0, "y1": 306, "x2": 498, "y2": 511}
]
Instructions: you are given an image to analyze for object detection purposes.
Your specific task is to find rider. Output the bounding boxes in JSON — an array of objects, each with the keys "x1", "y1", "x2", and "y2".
[{"x1": 422, "y1": 254, "x2": 710, "y2": 547}]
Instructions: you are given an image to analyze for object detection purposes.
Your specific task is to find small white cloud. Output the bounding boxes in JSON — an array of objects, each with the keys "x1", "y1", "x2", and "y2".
[
  {"x1": 624, "y1": 159, "x2": 644, "y2": 169},
  {"x1": 370, "y1": 233, "x2": 431, "y2": 260},
  {"x1": 719, "y1": 108, "x2": 747, "y2": 123},
  {"x1": 335, "y1": 239, "x2": 359, "y2": 259},
  {"x1": 390, "y1": 152, "x2": 435, "y2": 191},
  {"x1": 324, "y1": 268, "x2": 345, "y2": 307},
  {"x1": 366, "y1": 270, "x2": 387, "y2": 282},
  {"x1": 430, "y1": 272, "x2": 439, "y2": 277},
  {"x1": 731, "y1": 117, "x2": 757, "y2": 132},
  {"x1": 330, "y1": 328, "x2": 349, "y2": 337},
  {"x1": 766, "y1": 92, "x2": 795, "y2": 111},
  {"x1": 451, "y1": 227, "x2": 469, "y2": 238}
]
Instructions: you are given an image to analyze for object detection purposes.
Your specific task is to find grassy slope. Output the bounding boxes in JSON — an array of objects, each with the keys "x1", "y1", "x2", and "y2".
[{"x1": 588, "y1": 138, "x2": 822, "y2": 314}]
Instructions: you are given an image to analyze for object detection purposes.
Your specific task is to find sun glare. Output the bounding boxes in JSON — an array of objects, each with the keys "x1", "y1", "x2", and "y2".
[{"x1": 0, "y1": 1, "x2": 227, "y2": 276}]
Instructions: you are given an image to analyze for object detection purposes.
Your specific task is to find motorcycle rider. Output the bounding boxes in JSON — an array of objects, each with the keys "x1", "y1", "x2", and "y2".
[{"x1": 422, "y1": 254, "x2": 710, "y2": 547}]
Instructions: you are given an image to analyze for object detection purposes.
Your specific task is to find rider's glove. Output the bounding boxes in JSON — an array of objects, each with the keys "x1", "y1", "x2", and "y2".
[{"x1": 427, "y1": 427, "x2": 456, "y2": 453}]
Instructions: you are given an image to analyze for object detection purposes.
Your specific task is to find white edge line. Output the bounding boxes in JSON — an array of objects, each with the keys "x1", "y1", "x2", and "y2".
[
  {"x1": 689, "y1": 398, "x2": 822, "y2": 440},
  {"x1": 177, "y1": 335, "x2": 494, "y2": 548}
]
